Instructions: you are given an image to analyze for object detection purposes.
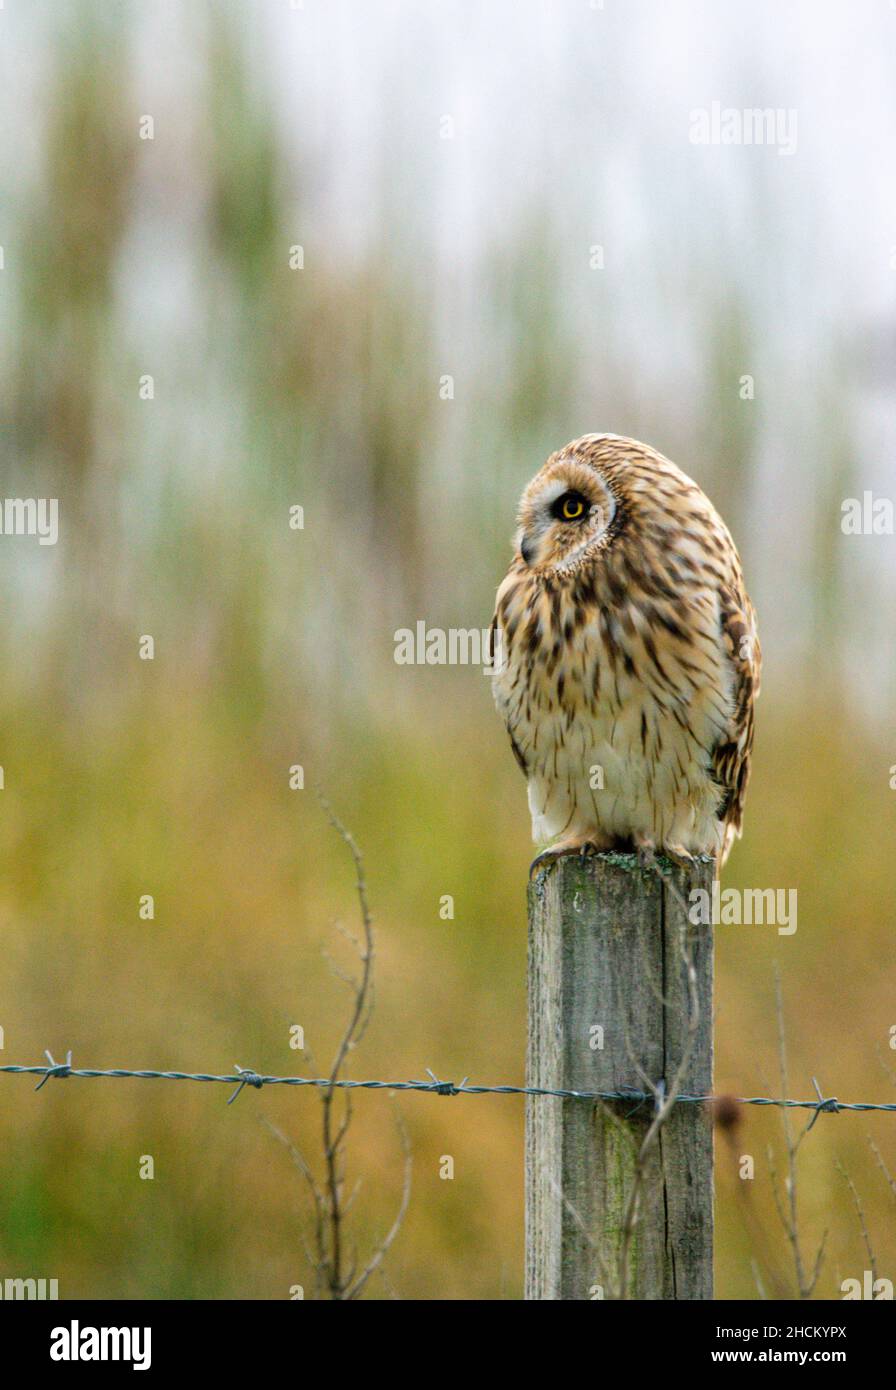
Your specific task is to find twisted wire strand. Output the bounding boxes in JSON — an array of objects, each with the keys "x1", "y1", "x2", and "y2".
[{"x1": 0, "y1": 1053, "x2": 892, "y2": 1115}]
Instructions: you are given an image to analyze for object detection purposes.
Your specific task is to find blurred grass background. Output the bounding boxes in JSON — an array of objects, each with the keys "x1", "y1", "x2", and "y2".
[{"x1": 0, "y1": 0, "x2": 895, "y2": 1299}]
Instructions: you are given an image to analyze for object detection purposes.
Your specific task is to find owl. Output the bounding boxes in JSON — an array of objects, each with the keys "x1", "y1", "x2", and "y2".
[{"x1": 490, "y1": 434, "x2": 760, "y2": 874}]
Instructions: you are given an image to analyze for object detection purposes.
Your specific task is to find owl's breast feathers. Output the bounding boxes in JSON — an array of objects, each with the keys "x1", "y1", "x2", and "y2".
[{"x1": 490, "y1": 435, "x2": 760, "y2": 865}]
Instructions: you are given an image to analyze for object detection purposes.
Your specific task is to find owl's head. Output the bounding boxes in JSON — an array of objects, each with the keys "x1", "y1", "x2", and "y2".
[{"x1": 515, "y1": 442, "x2": 618, "y2": 573}]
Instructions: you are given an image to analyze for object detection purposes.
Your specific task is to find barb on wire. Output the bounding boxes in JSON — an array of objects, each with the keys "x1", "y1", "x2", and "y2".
[
  {"x1": 0, "y1": 1056, "x2": 891, "y2": 1120},
  {"x1": 33, "y1": 1049, "x2": 72, "y2": 1091},
  {"x1": 806, "y1": 1076, "x2": 840, "y2": 1131},
  {"x1": 425, "y1": 1067, "x2": 468, "y2": 1097},
  {"x1": 227, "y1": 1065, "x2": 265, "y2": 1106}
]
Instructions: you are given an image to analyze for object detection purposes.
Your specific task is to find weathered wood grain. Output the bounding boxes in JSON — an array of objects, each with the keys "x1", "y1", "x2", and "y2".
[{"x1": 525, "y1": 852, "x2": 714, "y2": 1300}]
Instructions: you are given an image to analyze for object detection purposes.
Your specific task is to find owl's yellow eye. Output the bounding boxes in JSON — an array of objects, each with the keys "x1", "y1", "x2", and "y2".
[{"x1": 558, "y1": 493, "x2": 586, "y2": 521}]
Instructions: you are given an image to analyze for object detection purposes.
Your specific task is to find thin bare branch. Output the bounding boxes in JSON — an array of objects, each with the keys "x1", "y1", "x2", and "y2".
[
  {"x1": 767, "y1": 970, "x2": 826, "y2": 1298},
  {"x1": 266, "y1": 797, "x2": 409, "y2": 1299},
  {"x1": 836, "y1": 1160, "x2": 877, "y2": 1286},
  {"x1": 346, "y1": 1105, "x2": 413, "y2": 1300},
  {"x1": 869, "y1": 1137, "x2": 896, "y2": 1201}
]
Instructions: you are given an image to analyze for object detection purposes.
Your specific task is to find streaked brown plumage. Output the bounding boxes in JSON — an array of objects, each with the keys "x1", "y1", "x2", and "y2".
[{"x1": 490, "y1": 433, "x2": 760, "y2": 870}]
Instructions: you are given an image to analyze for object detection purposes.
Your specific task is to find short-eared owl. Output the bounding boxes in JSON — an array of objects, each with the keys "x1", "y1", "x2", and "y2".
[{"x1": 490, "y1": 434, "x2": 760, "y2": 871}]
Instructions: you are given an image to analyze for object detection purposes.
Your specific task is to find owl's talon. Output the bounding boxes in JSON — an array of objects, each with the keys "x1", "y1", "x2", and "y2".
[
  {"x1": 529, "y1": 848, "x2": 559, "y2": 880},
  {"x1": 663, "y1": 844, "x2": 697, "y2": 870},
  {"x1": 529, "y1": 841, "x2": 600, "y2": 880}
]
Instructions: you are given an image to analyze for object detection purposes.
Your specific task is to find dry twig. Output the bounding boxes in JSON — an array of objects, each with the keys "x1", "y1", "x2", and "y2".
[
  {"x1": 766, "y1": 969, "x2": 827, "y2": 1299},
  {"x1": 267, "y1": 794, "x2": 411, "y2": 1298}
]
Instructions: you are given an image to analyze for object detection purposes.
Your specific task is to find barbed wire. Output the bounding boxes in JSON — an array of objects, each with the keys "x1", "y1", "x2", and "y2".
[{"x1": 0, "y1": 1052, "x2": 894, "y2": 1122}]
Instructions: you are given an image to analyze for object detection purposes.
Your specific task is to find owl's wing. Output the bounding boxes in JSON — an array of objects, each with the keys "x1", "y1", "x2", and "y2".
[{"x1": 713, "y1": 579, "x2": 761, "y2": 862}]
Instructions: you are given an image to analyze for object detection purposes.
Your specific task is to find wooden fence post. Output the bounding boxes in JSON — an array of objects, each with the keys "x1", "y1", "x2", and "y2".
[{"x1": 525, "y1": 852, "x2": 714, "y2": 1300}]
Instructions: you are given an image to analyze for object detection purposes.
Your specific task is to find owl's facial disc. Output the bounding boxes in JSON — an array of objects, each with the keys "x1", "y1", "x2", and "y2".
[{"x1": 517, "y1": 463, "x2": 616, "y2": 570}]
